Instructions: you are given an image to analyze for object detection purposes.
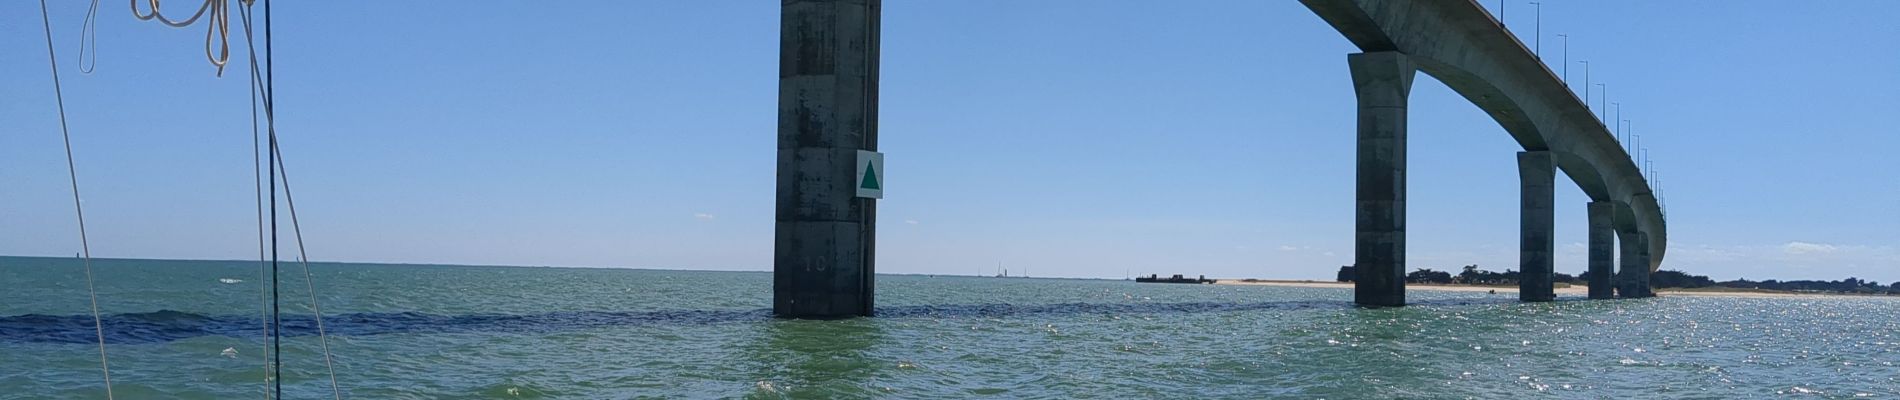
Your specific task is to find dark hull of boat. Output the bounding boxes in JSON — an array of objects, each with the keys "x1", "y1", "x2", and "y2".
[{"x1": 1135, "y1": 277, "x2": 1212, "y2": 284}]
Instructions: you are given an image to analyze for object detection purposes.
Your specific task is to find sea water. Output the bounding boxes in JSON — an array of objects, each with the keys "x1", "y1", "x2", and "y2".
[{"x1": 2, "y1": 256, "x2": 1896, "y2": 399}]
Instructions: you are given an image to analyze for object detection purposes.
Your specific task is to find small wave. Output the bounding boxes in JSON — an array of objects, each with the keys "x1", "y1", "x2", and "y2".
[
  {"x1": 219, "y1": 278, "x2": 243, "y2": 284},
  {"x1": 0, "y1": 298, "x2": 1499, "y2": 344}
]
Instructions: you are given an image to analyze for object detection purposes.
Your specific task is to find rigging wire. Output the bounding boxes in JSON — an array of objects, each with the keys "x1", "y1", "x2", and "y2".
[
  {"x1": 273, "y1": 128, "x2": 346, "y2": 400},
  {"x1": 239, "y1": 2, "x2": 274, "y2": 395},
  {"x1": 267, "y1": 0, "x2": 282, "y2": 396},
  {"x1": 238, "y1": 2, "x2": 340, "y2": 396},
  {"x1": 223, "y1": 0, "x2": 284, "y2": 394},
  {"x1": 130, "y1": 0, "x2": 233, "y2": 75},
  {"x1": 37, "y1": 0, "x2": 115, "y2": 398},
  {"x1": 237, "y1": 3, "x2": 345, "y2": 395}
]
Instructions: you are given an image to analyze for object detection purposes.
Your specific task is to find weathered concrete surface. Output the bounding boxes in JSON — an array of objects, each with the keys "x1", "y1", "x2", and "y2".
[
  {"x1": 1617, "y1": 230, "x2": 1653, "y2": 298},
  {"x1": 1301, "y1": 0, "x2": 1667, "y2": 273},
  {"x1": 1349, "y1": 51, "x2": 1415, "y2": 307},
  {"x1": 775, "y1": 0, "x2": 880, "y2": 318},
  {"x1": 1586, "y1": 201, "x2": 1615, "y2": 299},
  {"x1": 1633, "y1": 231, "x2": 1653, "y2": 297},
  {"x1": 1518, "y1": 151, "x2": 1554, "y2": 302}
]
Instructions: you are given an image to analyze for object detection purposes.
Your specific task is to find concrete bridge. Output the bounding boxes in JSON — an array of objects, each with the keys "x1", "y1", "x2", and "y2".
[{"x1": 773, "y1": 0, "x2": 1668, "y2": 318}]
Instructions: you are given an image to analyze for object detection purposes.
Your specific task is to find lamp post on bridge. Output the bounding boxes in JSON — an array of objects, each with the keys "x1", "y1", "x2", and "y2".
[
  {"x1": 1646, "y1": 127, "x2": 1655, "y2": 180},
  {"x1": 1530, "y1": 2, "x2": 1542, "y2": 56},
  {"x1": 1612, "y1": 102, "x2": 1620, "y2": 141},
  {"x1": 1645, "y1": 154, "x2": 1654, "y2": 189},
  {"x1": 1620, "y1": 120, "x2": 1630, "y2": 151},
  {"x1": 1578, "y1": 60, "x2": 1590, "y2": 109},
  {"x1": 1596, "y1": 83, "x2": 1606, "y2": 123},
  {"x1": 1634, "y1": 134, "x2": 1643, "y2": 177},
  {"x1": 1626, "y1": 122, "x2": 1635, "y2": 155},
  {"x1": 1657, "y1": 171, "x2": 1665, "y2": 215},
  {"x1": 1557, "y1": 34, "x2": 1569, "y2": 81}
]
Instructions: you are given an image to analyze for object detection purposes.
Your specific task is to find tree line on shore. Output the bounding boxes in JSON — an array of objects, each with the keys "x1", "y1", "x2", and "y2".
[{"x1": 1337, "y1": 265, "x2": 1900, "y2": 295}]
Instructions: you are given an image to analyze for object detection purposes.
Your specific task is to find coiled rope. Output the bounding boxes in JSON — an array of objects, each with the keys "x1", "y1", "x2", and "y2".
[
  {"x1": 131, "y1": 0, "x2": 235, "y2": 75},
  {"x1": 78, "y1": 0, "x2": 100, "y2": 73},
  {"x1": 37, "y1": 0, "x2": 115, "y2": 397}
]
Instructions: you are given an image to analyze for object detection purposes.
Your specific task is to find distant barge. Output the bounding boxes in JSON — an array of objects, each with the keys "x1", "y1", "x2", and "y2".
[{"x1": 1135, "y1": 274, "x2": 1213, "y2": 284}]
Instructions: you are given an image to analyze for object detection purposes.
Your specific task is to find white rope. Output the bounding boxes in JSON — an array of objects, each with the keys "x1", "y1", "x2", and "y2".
[
  {"x1": 131, "y1": 0, "x2": 210, "y2": 26},
  {"x1": 130, "y1": 0, "x2": 234, "y2": 76},
  {"x1": 38, "y1": 0, "x2": 115, "y2": 397},
  {"x1": 78, "y1": 0, "x2": 100, "y2": 74}
]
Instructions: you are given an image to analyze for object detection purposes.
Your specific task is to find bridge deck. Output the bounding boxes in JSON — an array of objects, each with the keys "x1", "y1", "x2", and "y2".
[{"x1": 1302, "y1": 0, "x2": 1667, "y2": 270}]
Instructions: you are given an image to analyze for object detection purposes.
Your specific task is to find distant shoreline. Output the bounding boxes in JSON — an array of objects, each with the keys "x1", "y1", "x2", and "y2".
[
  {"x1": 1212, "y1": 279, "x2": 1900, "y2": 299},
  {"x1": 3, "y1": 256, "x2": 1894, "y2": 297}
]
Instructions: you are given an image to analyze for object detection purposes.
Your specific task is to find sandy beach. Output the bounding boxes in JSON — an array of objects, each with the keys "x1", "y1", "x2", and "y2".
[{"x1": 1212, "y1": 279, "x2": 1897, "y2": 299}]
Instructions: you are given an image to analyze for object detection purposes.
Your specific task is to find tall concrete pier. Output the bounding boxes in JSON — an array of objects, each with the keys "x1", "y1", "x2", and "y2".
[
  {"x1": 1617, "y1": 230, "x2": 1652, "y2": 298},
  {"x1": 1585, "y1": 201, "x2": 1616, "y2": 299},
  {"x1": 1305, "y1": 0, "x2": 1670, "y2": 306},
  {"x1": 774, "y1": 0, "x2": 881, "y2": 318},
  {"x1": 1633, "y1": 231, "x2": 1653, "y2": 297},
  {"x1": 1348, "y1": 52, "x2": 1415, "y2": 307},
  {"x1": 1517, "y1": 152, "x2": 1555, "y2": 302}
]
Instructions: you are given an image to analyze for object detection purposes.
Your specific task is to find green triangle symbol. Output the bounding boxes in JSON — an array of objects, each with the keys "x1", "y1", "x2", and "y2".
[{"x1": 860, "y1": 164, "x2": 880, "y2": 190}]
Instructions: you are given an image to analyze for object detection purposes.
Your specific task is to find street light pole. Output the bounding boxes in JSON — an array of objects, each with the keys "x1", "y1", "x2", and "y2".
[
  {"x1": 1612, "y1": 102, "x2": 1620, "y2": 139},
  {"x1": 1658, "y1": 173, "x2": 1665, "y2": 215},
  {"x1": 1531, "y1": 2, "x2": 1542, "y2": 55},
  {"x1": 1596, "y1": 83, "x2": 1606, "y2": 123},
  {"x1": 1579, "y1": 60, "x2": 1590, "y2": 107},
  {"x1": 1558, "y1": 34, "x2": 1569, "y2": 81},
  {"x1": 1621, "y1": 120, "x2": 1631, "y2": 150},
  {"x1": 1656, "y1": 171, "x2": 1664, "y2": 210},
  {"x1": 1634, "y1": 135, "x2": 1643, "y2": 173},
  {"x1": 1500, "y1": 0, "x2": 1506, "y2": 27},
  {"x1": 1627, "y1": 124, "x2": 1635, "y2": 156}
]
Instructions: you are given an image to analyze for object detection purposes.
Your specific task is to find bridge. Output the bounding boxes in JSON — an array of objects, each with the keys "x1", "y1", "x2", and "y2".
[{"x1": 773, "y1": 0, "x2": 1668, "y2": 318}]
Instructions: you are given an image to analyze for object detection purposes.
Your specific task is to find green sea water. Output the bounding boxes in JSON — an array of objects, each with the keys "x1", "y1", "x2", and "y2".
[{"x1": 2, "y1": 256, "x2": 1897, "y2": 399}]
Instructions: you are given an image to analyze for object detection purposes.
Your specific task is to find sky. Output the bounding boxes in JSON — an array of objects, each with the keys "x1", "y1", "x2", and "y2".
[{"x1": 3, "y1": 1, "x2": 1897, "y2": 282}]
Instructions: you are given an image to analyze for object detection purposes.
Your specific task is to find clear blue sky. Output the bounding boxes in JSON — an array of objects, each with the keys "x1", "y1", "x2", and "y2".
[{"x1": 4, "y1": 1, "x2": 1896, "y2": 282}]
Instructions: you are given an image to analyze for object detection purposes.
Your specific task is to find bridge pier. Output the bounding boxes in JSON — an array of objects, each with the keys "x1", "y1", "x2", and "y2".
[
  {"x1": 1517, "y1": 151, "x2": 1555, "y2": 302},
  {"x1": 1634, "y1": 231, "x2": 1653, "y2": 297},
  {"x1": 1348, "y1": 51, "x2": 1416, "y2": 307},
  {"x1": 1616, "y1": 230, "x2": 1652, "y2": 298},
  {"x1": 1585, "y1": 201, "x2": 1616, "y2": 299},
  {"x1": 773, "y1": 0, "x2": 881, "y2": 318}
]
